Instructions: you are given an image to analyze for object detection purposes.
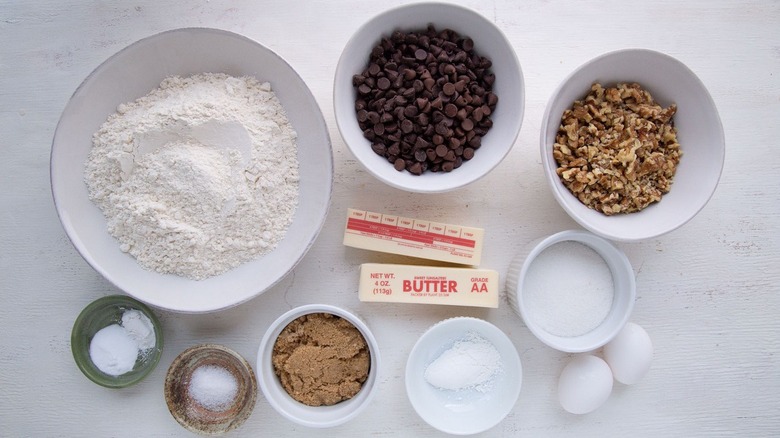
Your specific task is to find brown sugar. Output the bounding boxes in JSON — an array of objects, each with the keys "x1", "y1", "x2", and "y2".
[{"x1": 271, "y1": 313, "x2": 370, "y2": 406}]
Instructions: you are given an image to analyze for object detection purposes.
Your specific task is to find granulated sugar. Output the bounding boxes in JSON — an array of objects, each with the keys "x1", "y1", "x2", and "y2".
[
  {"x1": 523, "y1": 241, "x2": 614, "y2": 337},
  {"x1": 85, "y1": 73, "x2": 299, "y2": 280}
]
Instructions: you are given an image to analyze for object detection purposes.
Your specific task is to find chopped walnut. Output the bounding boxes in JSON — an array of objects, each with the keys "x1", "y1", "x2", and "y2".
[{"x1": 553, "y1": 83, "x2": 682, "y2": 215}]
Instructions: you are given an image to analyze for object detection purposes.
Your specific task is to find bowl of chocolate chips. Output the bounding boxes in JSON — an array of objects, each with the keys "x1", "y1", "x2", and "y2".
[{"x1": 334, "y1": 2, "x2": 524, "y2": 193}]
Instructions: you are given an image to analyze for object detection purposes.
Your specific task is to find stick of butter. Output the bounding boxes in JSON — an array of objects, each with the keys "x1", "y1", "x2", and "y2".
[
  {"x1": 343, "y1": 208, "x2": 484, "y2": 265},
  {"x1": 358, "y1": 263, "x2": 499, "y2": 308}
]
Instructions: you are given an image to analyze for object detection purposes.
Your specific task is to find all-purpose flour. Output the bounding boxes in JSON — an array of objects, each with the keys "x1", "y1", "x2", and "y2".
[{"x1": 85, "y1": 73, "x2": 299, "y2": 280}]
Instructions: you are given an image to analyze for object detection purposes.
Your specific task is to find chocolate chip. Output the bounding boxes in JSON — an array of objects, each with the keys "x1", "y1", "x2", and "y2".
[
  {"x1": 414, "y1": 49, "x2": 427, "y2": 60},
  {"x1": 377, "y1": 77, "x2": 391, "y2": 90},
  {"x1": 394, "y1": 158, "x2": 406, "y2": 171},
  {"x1": 443, "y1": 82, "x2": 456, "y2": 96},
  {"x1": 463, "y1": 147, "x2": 475, "y2": 160},
  {"x1": 371, "y1": 143, "x2": 386, "y2": 155},
  {"x1": 473, "y1": 106, "x2": 484, "y2": 121},
  {"x1": 358, "y1": 84, "x2": 372, "y2": 95},
  {"x1": 444, "y1": 103, "x2": 458, "y2": 118},
  {"x1": 401, "y1": 119, "x2": 414, "y2": 134}
]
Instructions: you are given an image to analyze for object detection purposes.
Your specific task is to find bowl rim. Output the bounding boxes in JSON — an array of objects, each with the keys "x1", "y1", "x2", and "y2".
[
  {"x1": 50, "y1": 27, "x2": 333, "y2": 313},
  {"x1": 539, "y1": 48, "x2": 725, "y2": 242},
  {"x1": 70, "y1": 294, "x2": 164, "y2": 388},
  {"x1": 256, "y1": 304, "x2": 381, "y2": 428},
  {"x1": 513, "y1": 230, "x2": 636, "y2": 353},
  {"x1": 333, "y1": 1, "x2": 525, "y2": 193},
  {"x1": 404, "y1": 316, "x2": 522, "y2": 435}
]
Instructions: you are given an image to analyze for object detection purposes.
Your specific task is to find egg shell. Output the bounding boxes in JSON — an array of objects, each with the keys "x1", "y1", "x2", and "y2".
[
  {"x1": 557, "y1": 355, "x2": 613, "y2": 415},
  {"x1": 603, "y1": 322, "x2": 653, "y2": 385}
]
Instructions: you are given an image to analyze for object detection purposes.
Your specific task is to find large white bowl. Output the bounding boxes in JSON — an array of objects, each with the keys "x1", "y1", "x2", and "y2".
[
  {"x1": 540, "y1": 49, "x2": 725, "y2": 242},
  {"x1": 334, "y1": 2, "x2": 524, "y2": 193},
  {"x1": 51, "y1": 28, "x2": 333, "y2": 313}
]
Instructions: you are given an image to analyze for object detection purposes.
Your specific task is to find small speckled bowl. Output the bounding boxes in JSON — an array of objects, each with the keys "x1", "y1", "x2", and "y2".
[
  {"x1": 164, "y1": 344, "x2": 257, "y2": 435},
  {"x1": 506, "y1": 230, "x2": 636, "y2": 353},
  {"x1": 256, "y1": 304, "x2": 381, "y2": 428},
  {"x1": 71, "y1": 294, "x2": 163, "y2": 388}
]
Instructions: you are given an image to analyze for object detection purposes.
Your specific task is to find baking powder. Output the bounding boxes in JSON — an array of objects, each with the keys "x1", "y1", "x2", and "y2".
[
  {"x1": 523, "y1": 241, "x2": 614, "y2": 337},
  {"x1": 85, "y1": 73, "x2": 299, "y2": 280},
  {"x1": 424, "y1": 332, "x2": 502, "y2": 392}
]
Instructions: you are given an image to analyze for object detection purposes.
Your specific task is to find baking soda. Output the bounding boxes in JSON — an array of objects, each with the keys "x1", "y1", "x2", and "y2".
[{"x1": 523, "y1": 241, "x2": 614, "y2": 337}]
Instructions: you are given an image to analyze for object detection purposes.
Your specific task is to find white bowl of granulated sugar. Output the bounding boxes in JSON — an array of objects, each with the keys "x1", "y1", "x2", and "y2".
[
  {"x1": 506, "y1": 230, "x2": 636, "y2": 353},
  {"x1": 51, "y1": 28, "x2": 333, "y2": 313}
]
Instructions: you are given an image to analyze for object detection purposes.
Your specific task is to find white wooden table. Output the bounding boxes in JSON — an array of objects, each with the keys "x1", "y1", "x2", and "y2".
[{"x1": 1, "y1": 1, "x2": 778, "y2": 436}]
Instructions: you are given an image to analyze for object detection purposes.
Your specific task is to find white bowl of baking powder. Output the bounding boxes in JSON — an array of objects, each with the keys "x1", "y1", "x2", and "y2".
[
  {"x1": 51, "y1": 28, "x2": 333, "y2": 313},
  {"x1": 405, "y1": 317, "x2": 522, "y2": 435}
]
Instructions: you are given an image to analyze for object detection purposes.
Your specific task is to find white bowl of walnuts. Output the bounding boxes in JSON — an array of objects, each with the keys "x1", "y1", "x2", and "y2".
[{"x1": 540, "y1": 49, "x2": 725, "y2": 242}]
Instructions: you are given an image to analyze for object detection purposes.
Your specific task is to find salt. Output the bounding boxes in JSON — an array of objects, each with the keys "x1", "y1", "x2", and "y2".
[
  {"x1": 523, "y1": 241, "x2": 614, "y2": 337},
  {"x1": 424, "y1": 332, "x2": 502, "y2": 393},
  {"x1": 89, "y1": 309, "x2": 156, "y2": 376},
  {"x1": 189, "y1": 365, "x2": 238, "y2": 411}
]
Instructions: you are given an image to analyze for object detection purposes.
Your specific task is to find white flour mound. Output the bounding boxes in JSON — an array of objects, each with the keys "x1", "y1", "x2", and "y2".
[{"x1": 85, "y1": 73, "x2": 299, "y2": 280}]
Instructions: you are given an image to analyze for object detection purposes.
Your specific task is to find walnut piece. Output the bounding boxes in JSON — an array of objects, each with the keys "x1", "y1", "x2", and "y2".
[{"x1": 553, "y1": 83, "x2": 682, "y2": 215}]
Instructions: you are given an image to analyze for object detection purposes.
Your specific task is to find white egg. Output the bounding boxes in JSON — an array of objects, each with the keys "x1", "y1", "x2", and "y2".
[
  {"x1": 603, "y1": 322, "x2": 653, "y2": 385},
  {"x1": 557, "y1": 355, "x2": 613, "y2": 415}
]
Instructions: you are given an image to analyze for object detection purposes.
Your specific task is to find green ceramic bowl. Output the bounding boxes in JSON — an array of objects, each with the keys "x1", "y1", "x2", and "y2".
[{"x1": 71, "y1": 295, "x2": 163, "y2": 388}]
